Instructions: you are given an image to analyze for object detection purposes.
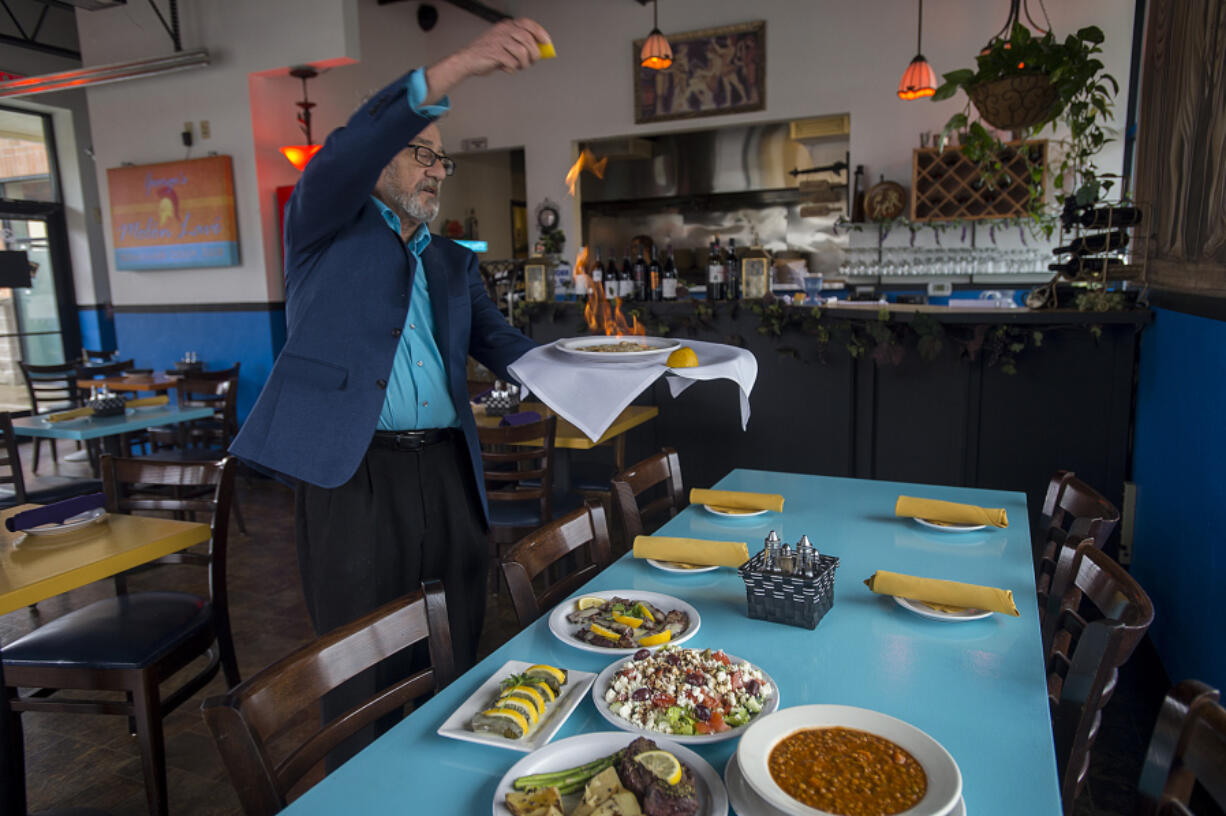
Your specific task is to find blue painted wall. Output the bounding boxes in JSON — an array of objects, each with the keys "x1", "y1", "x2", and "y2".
[
  {"x1": 78, "y1": 306, "x2": 118, "y2": 354},
  {"x1": 101, "y1": 307, "x2": 287, "y2": 423},
  {"x1": 1130, "y1": 306, "x2": 1226, "y2": 690}
]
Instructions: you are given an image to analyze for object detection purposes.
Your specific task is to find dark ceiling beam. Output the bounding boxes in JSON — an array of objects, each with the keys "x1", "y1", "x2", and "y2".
[
  {"x1": 0, "y1": 31, "x2": 80, "y2": 59},
  {"x1": 438, "y1": 0, "x2": 508, "y2": 23},
  {"x1": 26, "y1": 0, "x2": 80, "y2": 11}
]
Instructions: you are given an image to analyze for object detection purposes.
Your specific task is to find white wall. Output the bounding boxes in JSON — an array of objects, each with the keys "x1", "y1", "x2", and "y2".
[
  {"x1": 72, "y1": 0, "x2": 1133, "y2": 307},
  {"x1": 436, "y1": 149, "x2": 522, "y2": 259}
]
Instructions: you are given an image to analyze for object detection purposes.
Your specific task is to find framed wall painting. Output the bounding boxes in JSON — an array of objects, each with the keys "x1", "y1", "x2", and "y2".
[
  {"x1": 634, "y1": 21, "x2": 765, "y2": 125},
  {"x1": 106, "y1": 155, "x2": 239, "y2": 270}
]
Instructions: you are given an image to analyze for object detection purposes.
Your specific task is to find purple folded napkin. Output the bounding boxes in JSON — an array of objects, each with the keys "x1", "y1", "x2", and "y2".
[
  {"x1": 5, "y1": 492, "x2": 107, "y2": 533},
  {"x1": 499, "y1": 411, "x2": 542, "y2": 427},
  {"x1": 470, "y1": 386, "x2": 492, "y2": 404}
]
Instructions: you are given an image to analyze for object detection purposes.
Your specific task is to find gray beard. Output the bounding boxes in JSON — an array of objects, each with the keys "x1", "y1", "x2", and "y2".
[{"x1": 390, "y1": 181, "x2": 439, "y2": 224}]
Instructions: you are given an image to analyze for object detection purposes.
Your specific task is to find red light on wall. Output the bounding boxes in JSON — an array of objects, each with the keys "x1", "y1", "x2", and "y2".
[{"x1": 279, "y1": 144, "x2": 321, "y2": 172}]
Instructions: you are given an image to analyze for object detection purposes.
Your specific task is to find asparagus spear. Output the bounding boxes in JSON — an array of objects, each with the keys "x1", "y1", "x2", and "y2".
[{"x1": 512, "y1": 750, "x2": 624, "y2": 792}]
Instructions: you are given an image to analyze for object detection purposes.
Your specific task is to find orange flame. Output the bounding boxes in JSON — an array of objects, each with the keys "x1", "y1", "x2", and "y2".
[{"x1": 565, "y1": 147, "x2": 608, "y2": 196}]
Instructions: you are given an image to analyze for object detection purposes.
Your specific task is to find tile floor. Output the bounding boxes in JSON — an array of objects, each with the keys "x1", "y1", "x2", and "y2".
[{"x1": 0, "y1": 455, "x2": 1174, "y2": 815}]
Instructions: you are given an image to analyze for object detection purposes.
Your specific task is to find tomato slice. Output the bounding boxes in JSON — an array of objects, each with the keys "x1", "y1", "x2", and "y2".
[
  {"x1": 710, "y1": 711, "x2": 729, "y2": 732},
  {"x1": 713, "y1": 650, "x2": 732, "y2": 666},
  {"x1": 730, "y1": 672, "x2": 744, "y2": 689},
  {"x1": 693, "y1": 721, "x2": 713, "y2": 734},
  {"x1": 651, "y1": 693, "x2": 675, "y2": 708}
]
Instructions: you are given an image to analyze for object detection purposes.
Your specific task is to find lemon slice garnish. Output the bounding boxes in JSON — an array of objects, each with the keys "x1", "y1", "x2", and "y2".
[
  {"x1": 635, "y1": 750, "x2": 683, "y2": 785},
  {"x1": 577, "y1": 596, "x2": 606, "y2": 610},
  {"x1": 637, "y1": 630, "x2": 672, "y2": 646},
  {"x1": 495, "y1": 696, "x2": 539, "y2": 725},
  {"x1": 526, "y1": 664, "x2": 566, "y2": 687},
  {"x1": 633, "y1": 602, "x2": 656, "y2": 622},
  {"x1": 667, "y1": 346, "x2": 698, "y2": 368},
  {"x1": 501, "y1": 685, "x2": 545, "y2": 715},
  {"x1": 590, "y1": 623, "x2": 623, "y2": 641},
  {"x1": 612, "y1": 614, "x2": 643, "y2": 629}
]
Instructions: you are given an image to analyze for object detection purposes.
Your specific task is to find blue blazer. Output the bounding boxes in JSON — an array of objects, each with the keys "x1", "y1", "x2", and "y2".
[{"x1": 230, "y1": 70, "x2": 535, "y2": 517}]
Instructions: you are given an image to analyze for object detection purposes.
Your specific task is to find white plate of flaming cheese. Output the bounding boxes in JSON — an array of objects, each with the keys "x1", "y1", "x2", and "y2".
[{"x1": 437, "y1": 660, "x2": 597, "y2": 753}]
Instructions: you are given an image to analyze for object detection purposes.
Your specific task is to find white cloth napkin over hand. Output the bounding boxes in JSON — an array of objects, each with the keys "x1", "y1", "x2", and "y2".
[{"x1": 507, "y1": 339, "x2": 757, "y2": 442}]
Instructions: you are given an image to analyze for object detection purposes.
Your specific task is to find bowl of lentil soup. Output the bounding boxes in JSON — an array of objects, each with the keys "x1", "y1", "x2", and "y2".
[{"x1": 736, "y1": 705, "x2": 962, "y2": 816}]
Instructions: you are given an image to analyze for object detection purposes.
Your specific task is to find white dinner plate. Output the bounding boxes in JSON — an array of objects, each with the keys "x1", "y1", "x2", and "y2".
[
  {"x1": 723, "y1": 753, "x2": 965, "y2": 816},
  {"x1": 492, "y1": 731, "x2": 728, "y2": 816},
  {"x1": 893, "y1": 595, "x2": 993, "y2": 622},
  {"x1": 704, "y1": 504, "x2": 769, "y2": 518},
  {"x1": 646, "y1": 558, "x2": 719, "y2": 574},
  {"x1": 22, "y1": 507, "x2": 108, "y2": 536},
  {"x1": 913, "y1": 517, "x2": 987, "y2": 533},
  {"x1": 547, "y1": 590, "x2": 700, "y2": 655},
  {"x1": 591, "y1": 649, "x2": 779, "y2": 745},
  {"x1": 553, "y1": 336, "x2": 681, "y2": 364},
  {"x1": 436, "y1": 659, "x2": 595, "y2": 753},
  {"x1": 737, "y1": 704, "x2": 962, "y2": 816}
]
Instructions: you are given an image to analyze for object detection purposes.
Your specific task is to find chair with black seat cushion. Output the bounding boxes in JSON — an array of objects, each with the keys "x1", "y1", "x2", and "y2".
[
  {"x1": 1137, "y1": 679, "x2": 1226, "y2": 815},
  {"x1": 18, "y1": 359, "x2": 82, "y2": 471},
  {"x1": 0, "y1": 412, "x2": 102, "y2": 508},
  {"x1": 203, "y1": 583, "x2": 455, "y2": 816},
  {"x1": 1043, "y1": 542, "x2": 1154, "y2": 813},
  {"x1": 610, "y1": 447, "x2": 685, "y2": 545},
  {"x1": 1035, "y1": 471, "x2": 1121, "y2": 614},
  {"x1": 478, "y1": 414, "x2": 559, "y2": 559},
  {"x1": 501, "y1": 501, "x2": 612, "y2": 627},
  {"x1": 2, "y1": 454, "x2": 240, "y2": 816}
]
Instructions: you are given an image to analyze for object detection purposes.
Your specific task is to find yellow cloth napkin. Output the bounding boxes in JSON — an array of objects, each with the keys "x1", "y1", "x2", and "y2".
[
  {"x1": 633, "y1": 535, "x2": 750, "y2": 568},
  {"x1": 690, "y1": 488, "x2": 784, "y2": 513},
  {"x1": 864, "y1": 569, "x2": 1019, "y2": 616},
  {"x1": 46, "y1": 406, "x2": 92, "y2": 423},
  {"x1": 895, "y1": 495, "x2": 1008, "y2": 528},
  {"x1": 125, "y1": 395, "x2": 169, "y2": 408}
]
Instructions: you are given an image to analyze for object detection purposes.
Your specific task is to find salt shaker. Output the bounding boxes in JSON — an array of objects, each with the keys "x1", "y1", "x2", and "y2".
[
  {"x1": 763, "y1": 530, "x2": 782, "y2": 573},
  {"x1": 778, "y1": 541, "x2": 795, "y2": 575},
  {"x1": 796, "y1": 534, "x2": 815, "y2": 578}
]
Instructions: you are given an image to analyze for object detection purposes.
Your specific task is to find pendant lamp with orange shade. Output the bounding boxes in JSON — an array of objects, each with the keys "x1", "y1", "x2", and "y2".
[
  {"x1": 897, "y1": 0, "x2": 936, "y2": 100},
  {"x1": 279, "y1": 66, "x2": 322, "y2": 172},
  {"x1": 640, "y1": 0, "x2": 672, "y2": 71}
]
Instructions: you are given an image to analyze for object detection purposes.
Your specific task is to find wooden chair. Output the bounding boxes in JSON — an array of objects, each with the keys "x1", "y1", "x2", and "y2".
[
  {"x1": 500, "y1": 501, "x2": 612, "y2": 627},
  {"x1": 610, "y1": 447, "x2": 685, "y2": 544},
  {"x1": 3, "y1": 454, "x2": 240, "y2": 816},
  {"x1": 77, "y1": 358, "x2": 135, "y2": 380},
  {"x1": 81, "y1": 347, "x2": 119, "y2": 363},
  {"x1": 1035, "y1": 470, "x2": 1121, "y2": 611},
  {"x1": 478, "y1": 414, "x2": 558, "y2": 555},
  {"x1": 149, "y1": 363, "x2": 241, "y2": 452},
  {"x1": 18, "y1": 359, "x2": 82, "y2": 471},
  {"x1": 1043, "y1": 542, "x2": 1155, "y2": 813},
  {"x1": 0, "y1": 411, "x2": 102, "y2": 508},
  {"x1": 202, "y1": 583, "x2": 455, "y2": 816},
  {"x1": 1137, "y1": 680, "x2": 1226, "y2": 815}
]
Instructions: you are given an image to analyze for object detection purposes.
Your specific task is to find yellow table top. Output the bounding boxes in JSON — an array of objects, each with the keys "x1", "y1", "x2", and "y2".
[
  {"x1": 0, "y1": 506, "x2": 211, "y2": 616},
  {"x1": 473, "y1": 401, "x2": 658, "y2": 449}
]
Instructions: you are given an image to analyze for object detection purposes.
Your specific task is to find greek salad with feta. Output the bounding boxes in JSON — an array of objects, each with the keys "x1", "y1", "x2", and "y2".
[{"x1": 602, "y1": 646, "x2": 773, "y2": 736}]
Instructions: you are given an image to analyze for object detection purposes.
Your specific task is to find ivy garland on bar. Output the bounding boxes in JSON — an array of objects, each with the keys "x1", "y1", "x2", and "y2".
[{"x1": 510, "y1": 298, "x2": 1113, "y2": 376}]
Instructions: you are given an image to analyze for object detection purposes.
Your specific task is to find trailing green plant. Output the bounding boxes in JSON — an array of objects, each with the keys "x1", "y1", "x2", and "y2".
[{"x1": 932, "y1": 22, "x2": 1120, "y2": 236}]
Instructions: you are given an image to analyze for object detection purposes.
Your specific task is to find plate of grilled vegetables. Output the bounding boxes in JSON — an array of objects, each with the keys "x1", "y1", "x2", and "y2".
[
  {"x1": 494, "y1": 732, "x2": 728, "y2": 816},
  {"x1": 548, "y1": 591, "x2": 700, "y2": 655},
  {"x1": 437, "y1": 660, "x2": 596, "y2": 753}
]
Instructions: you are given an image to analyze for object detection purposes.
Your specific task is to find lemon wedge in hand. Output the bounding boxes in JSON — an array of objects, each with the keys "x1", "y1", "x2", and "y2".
[
  {"x1": 635, "y1": 750, "x2": 684, "y2": 785},
  {"x1": 538, "y1": 42, "x2": 557, "y2": 59},
  {"x1": 666, "y1": 346, "x2": 698, "y2": 368}
]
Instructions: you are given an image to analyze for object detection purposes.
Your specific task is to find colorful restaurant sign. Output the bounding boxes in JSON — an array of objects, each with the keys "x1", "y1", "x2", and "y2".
[{"x1": 107, "y1": 155, "x2": 239, "y2": 270}]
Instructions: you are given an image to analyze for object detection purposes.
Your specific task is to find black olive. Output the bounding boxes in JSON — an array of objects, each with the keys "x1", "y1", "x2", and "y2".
[
  {"x1": 632, "y1": 687, "x2": 650, "y2": 701},
  {"x1": 685, "y1": 672, "x2": 705, "y2": 686},
  {"x1": 665, "y1": 654, "x2": 681, "y2": 666},
  {"x1": 694, "y1": 704, "x2": 711, "y2": 721},
  {"x1": 745, "y1": 679, "x2": 760, "y2": 696},
  {"x1": 633, "y1": 648, "x2": 650, "y2": 661}
]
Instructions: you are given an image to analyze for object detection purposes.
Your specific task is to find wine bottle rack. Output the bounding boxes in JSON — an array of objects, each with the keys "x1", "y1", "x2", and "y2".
[{"x1": 910, "y1": 140, "x2": 1047, "y2": 222}]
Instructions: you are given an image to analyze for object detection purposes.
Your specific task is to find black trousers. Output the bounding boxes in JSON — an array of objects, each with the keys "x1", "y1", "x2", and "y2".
[{"x1": 294, "y1": 430, "x2": 487, "y2": 767}]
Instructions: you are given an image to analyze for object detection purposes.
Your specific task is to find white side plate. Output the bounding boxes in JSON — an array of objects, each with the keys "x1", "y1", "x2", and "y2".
[
  {"x1": 894, "y1": 595, "x2": 993, "y2": 622},
  {"x1": 704, "y1": 504, "x2": 769, "y2": 518},
  {"x1": 23, "y1": 507, "x2": 108, "y2": 536},
  {"x1": 436, "y1": 659, "x2": 595, "y2": 753},
  {"x1": 913, "y1": 517, "x2": 987, "y2": 533},
  {"x1": 646, "y1": 558, "x2": 719, "y2": 574}
]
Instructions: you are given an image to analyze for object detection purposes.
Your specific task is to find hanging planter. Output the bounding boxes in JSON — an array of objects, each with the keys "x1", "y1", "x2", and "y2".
[{"x1": 967, "y1": 73, "x2": 1057, "y2": 131}]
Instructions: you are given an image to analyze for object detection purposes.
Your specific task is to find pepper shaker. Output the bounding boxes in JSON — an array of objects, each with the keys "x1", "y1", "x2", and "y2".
[
  {"x1": 796, "y1": 534, "x2": 815, "y2": 578},
  {"x1": 764, "y1": 530, "x2": 782, "y2": 573},
  {"x1": 778, "y1": 541, "x2": 795, "y2": 575}
]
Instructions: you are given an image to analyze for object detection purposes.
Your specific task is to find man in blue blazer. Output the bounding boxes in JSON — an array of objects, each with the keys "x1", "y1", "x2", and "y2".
[{"x1": 231, "y1": 18, "x2": 552, "y2": 760}]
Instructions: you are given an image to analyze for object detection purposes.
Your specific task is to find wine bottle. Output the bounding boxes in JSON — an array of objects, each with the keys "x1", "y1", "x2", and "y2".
[
  {"x1": 726, "y1": 238, "x2": 739, "y2": 300},
  {"x1": 648, "y1": 246, "x2": 661, "y2": 302},
  {"x1": 707, "y1": 235, "x2": 725, "y2": 301},
  {"x1": 1048, "y1": 257, "x2": 1124, "y2": 280},
  {"x1": 589, "y1": 247, "x2": 603, "y2": 292},
  {"x1": 1068, "y1": 206, "x2": 1143, "y2": 229},
  {"x1": 620, "y1": 250, "x2": 634, "y2": 300},
  {"x1": 633, "y1": 248, "x2": 647, "y2": 301},
  {"x1": 662, "y1": 243, "x2": 678, "y2": 301},
  {"x1": 1053, "y1": 231, "x2": 1129, "y2": 256},
  {"x1": 604, "y1": 248, "x2": 619, "y2": 300}
]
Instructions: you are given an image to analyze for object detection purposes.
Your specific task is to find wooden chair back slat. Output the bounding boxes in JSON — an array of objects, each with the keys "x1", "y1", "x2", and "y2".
[
  {"x1": 19, "y1": 359, "x2": 83, "y2": 412},
  {"x1": 1036, "y1": 471, "x2": 1122, "y2": 614},
  {"x1": 500, "y1": 502, "x2": 611, "y2": 627},
  {"x1": 78, "y1": 359, "x2": 135, "y2": 379},
  {"x1": 478, "y1": 415, "x2": 557, "y2": 541},
  {"x1": 203, "y1": 584, "x2": 454, "y2": 816},
  {"x1": 610, "y1": 448, "x2": 684, "y2": 541},
  {"x1": 1043, "y1": 543, "x2": 1154, "y2": 812},
  {"x1": 1137, "y1": 679, "x2": 1226, "y2": 816},
  {"x1": 0, "y1": 412, "x2": 28, "y2": 504}
]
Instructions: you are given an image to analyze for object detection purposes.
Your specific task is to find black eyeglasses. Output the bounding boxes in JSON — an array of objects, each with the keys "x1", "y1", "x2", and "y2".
[{"x1": 406, "y1": 144, "x2": 456, "y2": 176}]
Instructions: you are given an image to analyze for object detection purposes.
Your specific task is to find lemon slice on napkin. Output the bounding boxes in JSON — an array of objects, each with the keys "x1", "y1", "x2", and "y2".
[{"x1": 667, "y1": 346, "x2": 698, "y2": 367}]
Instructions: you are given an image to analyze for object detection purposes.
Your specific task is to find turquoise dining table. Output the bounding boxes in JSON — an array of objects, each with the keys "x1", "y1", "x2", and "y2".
[
  {"x1": 10, "y1": 404, "x2": 214, "y2": 457},
  {"x1": 280, "y1": 469, "x2": 1062, "y2": 815}
]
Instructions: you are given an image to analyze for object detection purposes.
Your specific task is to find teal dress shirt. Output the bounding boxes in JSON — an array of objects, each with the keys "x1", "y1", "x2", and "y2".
[{"x1": 374, "y1": 67, "x2": 458, "y2": 431}]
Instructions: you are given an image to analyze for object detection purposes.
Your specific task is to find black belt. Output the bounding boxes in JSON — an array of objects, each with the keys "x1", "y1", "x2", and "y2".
[{"x1": 370, "y1": 428, "x2": 457, "y2": 451}]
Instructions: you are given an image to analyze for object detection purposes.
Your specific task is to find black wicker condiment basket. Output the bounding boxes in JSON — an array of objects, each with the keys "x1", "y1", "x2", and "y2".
[{"x1": 738, "y1": 549, "x2": 839, "y2": 630}]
